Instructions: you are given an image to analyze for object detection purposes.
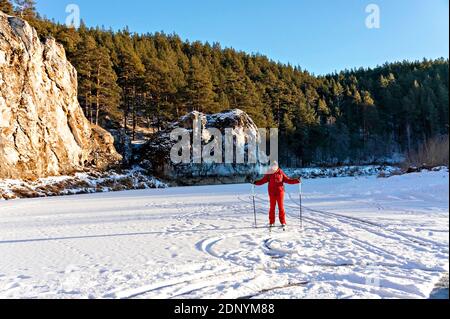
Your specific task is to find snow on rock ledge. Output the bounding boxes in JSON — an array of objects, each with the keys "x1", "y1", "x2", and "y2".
[
  {"x1": 0, "y1": 167, "x2": 166, "y2": 200},
  {"x1": 0, "y1": 12, "x2": 121, "y2": 179}
]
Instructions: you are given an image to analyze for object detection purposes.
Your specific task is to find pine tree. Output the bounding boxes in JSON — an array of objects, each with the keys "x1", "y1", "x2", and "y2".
[
  {"x1": 72, "y1": 34, "x2": 97, "y2": 122},
  {"x1": 361, "y1": 90, "x2": 377, "y2": 149},
  {"x1": 317, "y1": 98, "x2": 329, "y2": 124},
  {"x1": 0, "y1": 0, "x2": 14, "y2": 14},
  {"x1": 142, "y1": 56, "x2": 168, "y2": 128},
  {"x1": 115, "y1": 36, "x2": 145, "y2": 139},
  {"x1": 56, "y1": 26, "x2": 81, "y2": 61},
  {"x1": 184, "y1": 56, "x2": 217, "y2": 113},
  {"x1": 92, "y1": 46, "x2": 122, "y2": 126},
  {"x1": 13, "y1": 0, "x2": 35, "y2": 19}
]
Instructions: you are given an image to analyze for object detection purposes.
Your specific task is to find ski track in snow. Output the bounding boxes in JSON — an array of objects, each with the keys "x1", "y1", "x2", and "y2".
[{"x1": 0, "y1": 171, "x2": 448, "y2": 299}]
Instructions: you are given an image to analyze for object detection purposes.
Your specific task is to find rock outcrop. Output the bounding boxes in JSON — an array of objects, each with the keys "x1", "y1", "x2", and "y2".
[
  {"x1": 0, "y1": 12, "x2": 121, "y2": 179},
  {"x1": 139, "y1": 109, "x2": 266, "y2": 185}
]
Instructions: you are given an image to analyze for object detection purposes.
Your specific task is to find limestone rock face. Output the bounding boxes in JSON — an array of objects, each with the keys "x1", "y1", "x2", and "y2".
[
  {"x1": 139, "y1": 109, "x2": 265, "y2": 185},
  {"x1": 0, "y1": 12, "x2": 121, "y2": 179}
]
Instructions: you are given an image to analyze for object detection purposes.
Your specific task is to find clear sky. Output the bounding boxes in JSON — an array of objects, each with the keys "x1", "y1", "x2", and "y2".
[{"x1": 35, "y1": 0, "x2": 449, "y2": 75}]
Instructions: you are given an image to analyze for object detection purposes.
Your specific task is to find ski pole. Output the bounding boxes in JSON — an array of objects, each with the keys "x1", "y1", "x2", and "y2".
[
  {"x1": 252, "y1": 184, "x2": 257, "y2": 229},
  {"x1": 299, "y1": 181, "x2": 303, "y2": 230}
]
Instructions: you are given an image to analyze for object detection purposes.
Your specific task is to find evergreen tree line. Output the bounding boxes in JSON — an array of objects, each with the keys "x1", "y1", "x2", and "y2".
[{"x1": 1, "y1": 0, "x2": 448, "y2": 166}]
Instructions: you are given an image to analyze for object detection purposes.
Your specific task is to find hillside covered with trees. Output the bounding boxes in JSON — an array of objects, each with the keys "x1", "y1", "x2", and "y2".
[{"x1": 1, "y1": 0, "x2": 449, "y2": 166}]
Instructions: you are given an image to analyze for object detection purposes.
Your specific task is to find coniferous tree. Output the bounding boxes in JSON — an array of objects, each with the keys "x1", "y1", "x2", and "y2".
[
  {"x1": 93, "y1": 46, "x2": 122, "y2": 126},
  {"x1": 13, "y1": 0, "x2": 35, "y2": 19},
  {"x1": 56, "y1": 26, "x2": 82, "y2": 61},
  {"x1": 0, "y1": 0, "x2": 14, "y2": 14},
  {"x1": 73, "y1": 34, "x2": 97, "y2": 123},
  {"x1": 115, "y1": 34, "x2": 145, "y2": 139},
  {"x1": 184, "y1": 56, "x2": 217, "y2": 113}
]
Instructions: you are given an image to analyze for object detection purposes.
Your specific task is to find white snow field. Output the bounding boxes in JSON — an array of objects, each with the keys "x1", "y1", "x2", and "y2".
[{"x1": 0, "y1": 171, "x2": 448, "y2": 299}]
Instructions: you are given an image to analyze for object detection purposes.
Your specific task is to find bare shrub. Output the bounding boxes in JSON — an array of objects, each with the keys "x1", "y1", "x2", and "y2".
[{"x1": 403, "y1": 135, "x2": 449, "y2": 170}]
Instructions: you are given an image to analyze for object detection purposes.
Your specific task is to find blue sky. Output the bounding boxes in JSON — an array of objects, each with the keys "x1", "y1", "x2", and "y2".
[{"x1": 36, "y1": 0, "x2": 449, "y2": 75}]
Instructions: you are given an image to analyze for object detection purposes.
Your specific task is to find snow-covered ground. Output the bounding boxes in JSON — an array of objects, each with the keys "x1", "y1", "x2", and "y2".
[
  {"x1": 0, "y1": 168, "x2": 166, "y2": 200},
  {"x1": 0, "y1": 171, "x2": 448, "y2": 299}
]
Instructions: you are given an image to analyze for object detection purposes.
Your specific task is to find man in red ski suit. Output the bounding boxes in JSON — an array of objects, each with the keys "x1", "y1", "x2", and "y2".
[{"x1": 254, "y1": 162, "x2": 301, "y2": 226}]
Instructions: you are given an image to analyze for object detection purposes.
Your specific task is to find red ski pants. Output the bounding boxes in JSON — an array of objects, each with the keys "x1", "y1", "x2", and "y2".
[{"x1": 269, "y1": 192, "x2": 286, "y2": 225}]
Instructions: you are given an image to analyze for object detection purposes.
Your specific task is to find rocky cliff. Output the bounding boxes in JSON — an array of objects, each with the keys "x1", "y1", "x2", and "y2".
[
  {"x1": 0, "y1": 12, "x2": 121, "y2": 180},
  {"x1": 139, "y1": 109, "x2": 265, "y2": 185}
]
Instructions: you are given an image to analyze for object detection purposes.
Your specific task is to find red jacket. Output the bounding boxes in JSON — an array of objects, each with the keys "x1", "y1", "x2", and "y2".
[{"x1": 255, "y1": 169, "x2": 300, "y2": 196}]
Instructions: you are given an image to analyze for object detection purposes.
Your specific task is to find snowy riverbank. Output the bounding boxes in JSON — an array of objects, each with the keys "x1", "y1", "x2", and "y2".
[
  {"x1": 284, "y1": 165, "x2": 399, "y2": 179},
  {"x1": 1, "y1": 165, "x2": 400, "y2": 200},
  {"x1": 0, "y1": 170, "x2": 448, "y2": 299},
  {"x1": 0, "y1": 168, "x2": 166, "y2": 200}
]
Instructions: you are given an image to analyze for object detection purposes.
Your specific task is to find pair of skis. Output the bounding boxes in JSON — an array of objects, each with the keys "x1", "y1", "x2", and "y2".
[
  {"x1": 269, "y1": 224, "x2": 287, "y2": 233},
  {"x1": 252, "y1": 183, "x2": 303, "y2": 231}
]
